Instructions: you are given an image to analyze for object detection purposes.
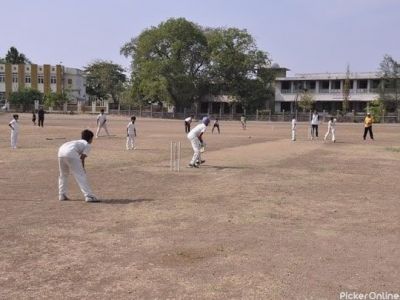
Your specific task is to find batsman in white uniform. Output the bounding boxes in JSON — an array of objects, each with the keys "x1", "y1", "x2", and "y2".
[
  {"x1": 8, "y1": 114, "x2": 19, "y2": 149},
  {"x1": 187, "y1": 117, "x2": 210, "y2": 168},
  {"x1": 291, "y1": 116, "x2": 296, "y2": 141},
  {"x1": 126, "y1": 116, "x2": 137, "y2": 150},
  {"x1": 324, "y1": 117, "x2": 336, "y2": 142},
  {"x1": 96, "y1": 109, "x2": 109, "y2": 138},
  {"x1": 58, "y1": 129, "x2": 99, "y2": 202}
]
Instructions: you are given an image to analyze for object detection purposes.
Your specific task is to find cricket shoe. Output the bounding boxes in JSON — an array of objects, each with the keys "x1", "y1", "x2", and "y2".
[
  {"x1": 85, "y1": 195, "x2": 100, "y2": 202},
  {"x1": 196, "y1": 160, "x2": 206, "y2": 164},
  {"x1": 59, "y1": 194, "x2": 70, "y2": 201},
  {"x1": 188, "y1": 163, "x2": 199, "y2": 168}
]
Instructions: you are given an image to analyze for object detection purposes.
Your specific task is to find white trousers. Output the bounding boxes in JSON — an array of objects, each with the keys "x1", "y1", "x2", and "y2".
[
  {"x1": 324, "y1": 128, "x2": 336, "y2": 141},
  {"x1": 58, "y1": 157, "x2": 93, "y2": 198},
  {"x1": 126, "y1": 134, "x2": 135, "y2": 149},
  {"x1": 291, "y1": 129, "x2": 296, "y2": 141},
  {"x1": 189, "y1": 138, "x2": 201, "y2": 165},
  {"x1": 11, "y1": 131, "x2": 18, "y2": 149},
  {"x1": 96, "y1": 123, "x2": 109, "y2": 137}
]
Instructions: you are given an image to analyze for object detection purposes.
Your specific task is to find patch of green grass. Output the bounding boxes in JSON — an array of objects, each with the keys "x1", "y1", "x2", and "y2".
[{"x1": 385, "y1": 147, "x2": 400, "y2": 153}]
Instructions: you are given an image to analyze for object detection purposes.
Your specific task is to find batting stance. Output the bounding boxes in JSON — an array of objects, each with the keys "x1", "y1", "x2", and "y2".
[
  {"x1": 187, "y1": 117, "x2": 210, "y2": 168},
  {"x1": 96, "y1": 109, "x2": 110, "y2": 138},
  {"x1": 58, "y1": 129, "x2": 99, "y2": 202}
]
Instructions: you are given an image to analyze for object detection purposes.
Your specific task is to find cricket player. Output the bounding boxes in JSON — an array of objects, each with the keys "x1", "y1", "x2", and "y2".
[
  {"x1": 126, "y1": 116, "x2": 137, "y2": 150},
  {"x1": 8, "y1": 114, "x2": 19, "y2": 149},
  {"x1": 184, "y1": 115, "x2": 194, "y2": 133},
  {"x1": 363, "y1": 113, "x2": 374, "y2": 140},
  {"x1": 291, "y1": 115, "x2": 296, "y2": 141},
  {"x1": 96, "y1": 109, "x2": 109, "y2": 138},
  {"x1": 324, "y1": 117, "x2": 336, "y2": 142},
  {"x1": 187, "y1": 116, "x2": 210, "y2": 168},
  {"x1": 58, "y1": 129, "x2": 99, "y2": 202},
  {"x1": 311, "y1": 111, "x2": 319, "y2": 139}
]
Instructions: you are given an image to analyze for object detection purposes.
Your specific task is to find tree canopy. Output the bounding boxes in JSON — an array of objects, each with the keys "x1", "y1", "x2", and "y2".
[
  {"x1": 9, "y1": 88, "x2": 42, "y2": 111},
  {"x1": 84, "y1": 60, "x2": 127, "y2": 103},
  {"x1": 4, "y1": 46, "x2": 31, "y2": 64},
  {"x1": 121, "y1": 18, "x2": 274, "y2": 111},
  {"x1": 379, "y1": 55, "x2": 400, "y2": 111}
]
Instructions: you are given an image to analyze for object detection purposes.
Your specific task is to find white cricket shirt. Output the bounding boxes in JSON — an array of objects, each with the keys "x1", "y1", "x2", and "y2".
[
  {"x1": 9, "y1": 119, "x2": 19, "y2": 133},
  {"x1": 97, "y1": 113, "x2": 107, "y2": 125},
  {"x1": 184, "y1": 117, "x2": 192, "y2": 123},
  {"x1": 311, "y1": 114, "x2": 319, "y2": 125},
  {"x1": 58, "y1": 140, "x2": 91, "y2": 159},
  {"x1": 291, "y1": 119, "x2": 296, "y2": 130},
  {"x1": 187, "y1": 123, "x2": 206, "y2": 139},
  {"x1": 127, "y1": 122, "x2": 136, "y2": 135}
]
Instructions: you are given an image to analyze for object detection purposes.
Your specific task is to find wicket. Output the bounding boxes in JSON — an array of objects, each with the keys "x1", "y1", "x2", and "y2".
[{"x1": 170, "y1": 141, "x2": 181, "y2": 171}]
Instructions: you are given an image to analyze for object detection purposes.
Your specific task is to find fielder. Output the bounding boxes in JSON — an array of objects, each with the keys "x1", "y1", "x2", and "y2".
[
  {"x1": 96, "y1": 109, "x2": 110, "y2": 138},
  {"x1": 8, "y1": 114, "x2": 19, "y2": 149},
  {"x1": 324, "y1": 117, "x2": 336, "y2": 142},
  {"x1": 291, "y1": 115, "x2": 296, "y2": 141},
  {"x1": 58, "y1": 129, "x2": 99, "y2": 202},
  {"x1": 311, "y1": 111, "x2": 319, "y2": 139},
  {"x1": 187, "y1": 116, "x2": 210, "y2": 168},
  {"x1": 184, "y1": 115, "x2": 194, "y2": 133},
  {"x1": 126, "y1": 116, "x2": 137, "y2": 150}
]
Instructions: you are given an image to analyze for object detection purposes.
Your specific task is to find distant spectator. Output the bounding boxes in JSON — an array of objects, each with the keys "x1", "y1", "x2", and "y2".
[
  {"x1": 38, "y1": 107, "x2": 45, "y2": 127},
  {"x1": 363, "y1": 113, "x2": 374, "y2": 140}
]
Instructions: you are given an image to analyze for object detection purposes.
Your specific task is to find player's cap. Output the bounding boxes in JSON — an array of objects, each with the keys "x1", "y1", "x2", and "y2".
[{"x1": 202, "y1": 116, "x2": 210, "y2": 126}]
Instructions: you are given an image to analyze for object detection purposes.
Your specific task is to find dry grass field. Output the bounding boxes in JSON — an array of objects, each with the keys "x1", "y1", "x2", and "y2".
[{"x1": 0, "y1": 113, "x2": 399, "y2": 299}]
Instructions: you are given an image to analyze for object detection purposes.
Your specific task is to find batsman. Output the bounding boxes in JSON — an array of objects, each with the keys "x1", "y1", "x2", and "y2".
[{"x1": 187, "y1": 116, "x2": 210, "y2": 168}]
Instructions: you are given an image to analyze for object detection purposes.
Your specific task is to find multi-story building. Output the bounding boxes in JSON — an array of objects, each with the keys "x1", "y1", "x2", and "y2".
[
  {"x1": 0, "y1": 63, "x2": 86, "y2": 103},
  {"x1": 275, "y1": 72, "x2": 382, "y2": 113}
]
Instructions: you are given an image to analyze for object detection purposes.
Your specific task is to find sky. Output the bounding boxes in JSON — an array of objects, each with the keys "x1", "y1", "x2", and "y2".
[{"x1": 1, "y1": 0, "x2": 399, "y2": 75}]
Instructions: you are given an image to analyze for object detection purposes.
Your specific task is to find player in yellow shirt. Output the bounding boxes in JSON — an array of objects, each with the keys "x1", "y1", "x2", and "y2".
[{"x1": 363, "y1": 113, "x2": 374, "y2": 140}]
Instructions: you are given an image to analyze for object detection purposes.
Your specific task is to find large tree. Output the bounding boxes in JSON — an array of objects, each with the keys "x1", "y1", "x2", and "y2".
[
  {"x1": 379, "y1": 55, "x2": 400, "y2": 112},
  {"x1": 9, "y1": 88, "x2": 42, "y2": 111},
  {"x1": 5, "y1": 46, "x2": 31, "y2": 64},
  {"x1": 206, "y1": 27, "x2": 271, "y2": 110},
  {"x1": 121, "y1": 18, "x2": 209, "y2": 108},
  {"x1": 84, "y1": 60, "x2": 127, "y2": 104}
]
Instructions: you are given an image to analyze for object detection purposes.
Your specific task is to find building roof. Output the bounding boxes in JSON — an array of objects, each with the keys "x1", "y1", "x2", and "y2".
[{"x1": 276, "y1": 71, "x2": 382, "y2": 81}]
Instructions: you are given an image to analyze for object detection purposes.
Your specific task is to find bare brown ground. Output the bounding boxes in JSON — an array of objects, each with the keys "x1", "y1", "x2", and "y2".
[{"x1": 0, "y1": 113, "x2": 399, "y2": 299}]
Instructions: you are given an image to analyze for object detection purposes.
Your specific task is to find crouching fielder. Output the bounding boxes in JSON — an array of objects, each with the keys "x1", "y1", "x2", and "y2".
[
  {"x1": 126, "y1": 116, "x2": 137, "y2": 150},
  {"x1": 324, "y1": 117, "x2": 336, "y2": 142},
  {"x1": 187, "y1": 117, "x2": 210, "y2": 168},
  {"x1": 58, "y1": 129, "x2": 99, "y2": 202}
]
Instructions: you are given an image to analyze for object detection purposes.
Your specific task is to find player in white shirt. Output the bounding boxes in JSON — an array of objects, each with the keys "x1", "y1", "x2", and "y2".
[
  {"x1": 126, "y1": 116, "x2": 137, "y2": 150},
  {"x1": 187, "y1": 116, "x2": 210, "y2": 168},
  {"x1": 311, "y1": 111, "x2": 319, "y2": 139},
  {"x1": 184, "y1": 115, "x2": 194, "y2": 133},
  {"x1": 96, "y1": 109, "x2": 110, "y2": 138},
  {"x1": 57, "y1": 129, "x2": 99, "y2": 202},
  {"x1": 324, "y1": 117, "x2": 336, "y2": 142},
  {"x1": 8, "y1": 114, "x2": 19, "y2": 149},
  {"x1": 291, "y1": 116, "x2": 296, "y2": 141}
]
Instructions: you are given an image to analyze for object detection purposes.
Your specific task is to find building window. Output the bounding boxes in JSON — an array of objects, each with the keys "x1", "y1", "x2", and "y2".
[
  {"x1": 0, "y1": 73, "x2": 5, "y2": 82},
  {"x1": 38, "y1": 75, "x2": 44, "y2": 84},
  {"x1": 305, "y1": 81, "x2": 316, "y2": 90},
  {"x1": 52, "y1": 67, "x2": 55, "y2": 72},
  {"x1": 371, "y1": 80, "x2": 380, "y2": 90},
  {"x1": 357, "y1": 80, "x2": 368, "y2": 89},
  {"x1": 12, "y1": 73, "x2": 18, "y2": 83},
  {"x1": 320, "y1": 80, "x2": 329, "y2": 91},
  {"x1": 281, "y1": 81, "x2": 291, "y2": 92},
  {"x1": 68, "y1": 79, "x2": 73, "y2": 85},
  {"x1": 25, "y1": 75, "x2": 31, "y2": 83},
  {"x1": 331, "y1": 80, "x2": 340, "y2": 90},
  {"x1": 50, "y1": 76, "x2": 57, "y2": 84}
]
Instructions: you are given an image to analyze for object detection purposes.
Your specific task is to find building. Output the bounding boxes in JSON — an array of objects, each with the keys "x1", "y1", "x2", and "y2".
[
  {"x1": 275, "y1": 72, "x2": 383, "y2": 113},
  {"x1": 0, "y1": 63, "x2": 86, "y2": 103}
]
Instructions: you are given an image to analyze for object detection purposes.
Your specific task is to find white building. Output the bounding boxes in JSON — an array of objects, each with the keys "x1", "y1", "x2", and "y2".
[
  {"x1": 275, "y1": 72, "x2": 382, "y2": 113},
  {"x1": 0, "y1": 63, "x2": 86, "y2": 103}
]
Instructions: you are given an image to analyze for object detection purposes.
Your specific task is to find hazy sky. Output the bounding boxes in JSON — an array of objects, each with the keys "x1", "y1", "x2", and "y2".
[{"x1": 1, "y1": 0, "x2": 399, "y2": 75}]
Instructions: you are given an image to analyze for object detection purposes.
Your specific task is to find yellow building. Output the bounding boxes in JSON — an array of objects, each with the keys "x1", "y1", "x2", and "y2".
[{"x1": 0, "y1": 63, "x2": 86, "y2": 103}]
